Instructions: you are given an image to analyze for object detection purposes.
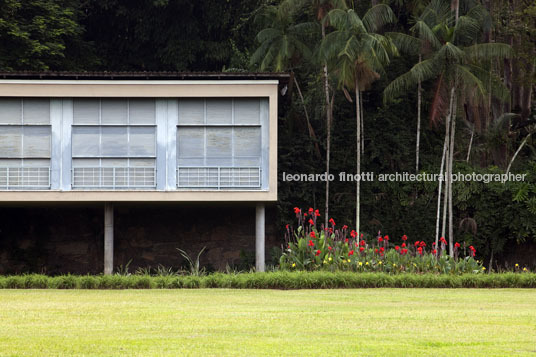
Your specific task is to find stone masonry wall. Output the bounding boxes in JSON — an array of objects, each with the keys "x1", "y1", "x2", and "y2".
[{"x1": 0, "y1": 204, "x2": 278, "y2": 275}]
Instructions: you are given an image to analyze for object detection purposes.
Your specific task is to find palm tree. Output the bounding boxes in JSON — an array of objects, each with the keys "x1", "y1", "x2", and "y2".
[
  {"x1": 383, "y1": 0, "x2": 511, "y2": 254},
  {"x1": 321, "y1": 4, "x2": 398, "y2": 241},
  {"x1": 250, "y1": 4, "x2": 320, "y2": 156}
]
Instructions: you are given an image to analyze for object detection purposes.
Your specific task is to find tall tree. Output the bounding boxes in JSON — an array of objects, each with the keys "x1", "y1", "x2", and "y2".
[
  {"x1": 322, "y1": 4, "x2": 398, "y2": 238},
  {"x1": 383, "y1": 0, "x2": 511, "y2": 253},
  {"x1": 0, "y1": 0, "x2": 94, "y2": 71}
]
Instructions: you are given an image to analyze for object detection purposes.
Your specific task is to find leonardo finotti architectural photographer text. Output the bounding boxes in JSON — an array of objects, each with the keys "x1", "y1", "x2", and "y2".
[{"x1": 282, "y1": 172, "x2": 527, "y2": 184}]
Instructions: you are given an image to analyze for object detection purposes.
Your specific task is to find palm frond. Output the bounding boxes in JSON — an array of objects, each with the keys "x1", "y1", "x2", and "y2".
[
  {"x1": 387, "y1": 32, "x2": 422, "y2": 55},
  {"x1": 362, "y1": 4, "x2": 396, "y2": 33},
  {"x1": 464, "y1": 43, "x2": 512, "y2": 62}
]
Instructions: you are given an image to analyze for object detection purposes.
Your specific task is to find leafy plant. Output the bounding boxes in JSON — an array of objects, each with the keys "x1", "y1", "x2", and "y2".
[{"x1": 176, "y1": 247, "x2": 207, "y2": 276}]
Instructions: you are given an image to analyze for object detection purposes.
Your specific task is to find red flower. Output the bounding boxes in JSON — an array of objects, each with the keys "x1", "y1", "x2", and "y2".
[
  {"x1": 350, "y1": 230, "x2": 357, "y2": 238},
  {"x1": 349, "y1": 250, "x2": 354, "y2": 256},
  {"x1": 360, "y1": 240, "x2": 366, "y2": 246},
  {"x1": 308, "y1": 207, "x2": 314, "y2": 214},
  {"x1": 417, "y1": 247, "x2": 423, "y2": 255},
  {"x1": 401, "y1": 242, "x2": 406, "y2": 248},
  {"x1": 309, "y1": 231, "x2": 316, "y2": 238},
  {"x1": 342, "y1": 225, "x2": 348, "y2": 230},
  {"x1": 419, "y1": 241, "x2": 426, "y2": 248},
  {"x1": 432, "y1": 242, "x2": 436, "y2": 247},
  {"x1": 328, "y1": 246, "x2": 333, "y2": 251},
  {"x1": 469, "y1": 246, "x2": 476, "y2": 257},
  {"x1": 329, "y1": 218, "x2": 336, "y2": 226},
  {"x1": 401, "y1": 248, "x2": 408, "y2": 255},
  {"x1": 380, "y1": 252, "x2": 384, "y2": 257},
  {"x1": 454, "y1": 242, "x2": 461, "y2": 249},
  {"x1": 355, "y1": 242, "x2": 358, "y2": 247},
  {"x1": 293, "y1": 207, "x2": 300, "y2": 214},
  {"x1": 378, "y1": 237, "x2": 383, "y2": 243},
  {"x1": 431, "y1": 249, "x2": 437, "y2": 255},
  {"x1": 308, "y1": 219, "x2": 314, "y2": 225},
  {"x1": 395, "y1": 245, "x2": 400, "y2": 251},
  {"x1": 303, "y1": 213, "x2": 308, "y2": 217},
  {"x1": 359, "y1": 247, "x2": 365, "y2": 252},
  {"x1": 374, "y1": 249, "x2": 379, "y2": 254},
  {"x1": 384, "y1": 235, "x2": 389, "y2": 241},
  {"x1": 314, "y1": 209, "x2": 320, "y2": 217},
  {"x1": 360, "y1": 233, "x2": 364, "y2": 238},
  {"x1": 328, "y1": 228, "x2": 333, "y2": 234},
  {"x1": 402, "y1": 235, "x2": 408, "y2": 241},
  {"x1": 440, "y1": 237, "x2": 447, "y2": 245},
  {"x1": 379, "y1": 247, "x2": 385, "y2": 253},
  {"x1": 345, "y1": 238, "x2": 349, "y2": 243},
  {"x1": 285, "y1": 224, "x2": 289, "y2": 230},
  {"x1": 308, "y1": 240, "x2": 314, "y2": 247},
  {"x1": 414, "y1": 241, "x2": 420, "y2": 247},
  {"x1": 315, "y1": 250, "x2": 321, "y2": 256}
]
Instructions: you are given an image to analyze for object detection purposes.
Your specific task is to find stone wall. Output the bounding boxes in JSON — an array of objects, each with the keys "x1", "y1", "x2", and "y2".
[{"x1": 0, "y1": 204, "x2": 278, "y2": 275}]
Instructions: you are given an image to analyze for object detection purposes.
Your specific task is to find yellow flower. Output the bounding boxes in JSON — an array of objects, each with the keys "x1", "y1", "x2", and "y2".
[
  {"x1": 515, "y1": 263, "x2": 519, "y2": 267},
  {"x1": 291, "y1": 263, "x2": 296, "y2": 268},
  {"x1": 482, "y1": 267, "x2": 486, "y2": 271},
  {"x1": 378, "y1": 261, "x2": 382, "y2": 265},
  {"x1": 523, "y1": 267, "x2": 528, "y2": 272},
  {"x1": 359, "y1": 262, "x2": 363, "y2": 267},
  {"x1": 328, "y1": 257, "x2": 333, "y2": 262},
  {"x1": 347, "y1": 259, "x2": 351, "y2": 263},
  {"x1": 323, "y1": 260, "x2": 327, "y2": 264},
  {"x1": 343, "y1": 260, "x2": 347, "y2": 264},
  {"x1": 393, "y1": 263, "x2": 396, "y2": 267},
  {"x1": 365, "y1": 262, "x2": 369, "y2": 266},
  {"x1": 413, "y1": 263, "x2": 417, "y2": 267}
]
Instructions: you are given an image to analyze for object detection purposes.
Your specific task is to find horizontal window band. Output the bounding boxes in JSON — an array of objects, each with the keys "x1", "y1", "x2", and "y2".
[
  {"x1": 72, "y1": 155, "x2": 157, "y2": 159},
  {"x1": 177, "y1": 124, "x2": 261, "y2": 127},
  {"x1": 71, "y1": 124, "x2": 157, "y2": 127}
]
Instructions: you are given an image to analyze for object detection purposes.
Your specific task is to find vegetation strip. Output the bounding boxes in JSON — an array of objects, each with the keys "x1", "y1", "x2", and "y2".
[{"x1": 0, "y1": 272, "x2": 535, "y2": 289}]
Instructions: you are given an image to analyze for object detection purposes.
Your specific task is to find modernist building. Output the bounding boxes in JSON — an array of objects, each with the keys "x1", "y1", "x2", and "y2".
[{"x1": 0, "y1": 72, "x2": 287, "y2": 274}]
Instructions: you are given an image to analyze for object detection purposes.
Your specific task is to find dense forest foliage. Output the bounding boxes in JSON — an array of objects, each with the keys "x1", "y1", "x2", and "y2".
[{"x1": 0, "y1": 0, "x2": 534, "y2": 268}]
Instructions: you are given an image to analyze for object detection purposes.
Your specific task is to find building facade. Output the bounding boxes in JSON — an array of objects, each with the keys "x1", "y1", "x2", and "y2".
[{"x1": 0, "y1": 72, "x2": 287, "y2": 274}]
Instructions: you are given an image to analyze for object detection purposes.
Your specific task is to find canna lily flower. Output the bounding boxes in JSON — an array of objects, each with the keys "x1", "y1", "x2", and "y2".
[{"x1": 315, "y1": 250, "x2": 321, "y2": 256}]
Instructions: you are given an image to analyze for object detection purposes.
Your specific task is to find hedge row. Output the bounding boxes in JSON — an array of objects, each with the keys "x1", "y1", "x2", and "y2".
[{"x1": 0, "y1": 272, "x2": 535, "y2": 289}]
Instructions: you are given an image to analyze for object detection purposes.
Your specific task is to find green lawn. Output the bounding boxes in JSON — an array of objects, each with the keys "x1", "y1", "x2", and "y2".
[{"x1": 0, "y1": 289, "x2": 535, "y2": 356}]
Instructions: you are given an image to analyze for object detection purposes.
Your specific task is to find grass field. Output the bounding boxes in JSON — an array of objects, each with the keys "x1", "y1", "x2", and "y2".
[{"x1": 0, "y1": 289, "x2": 535, "y2": 356}]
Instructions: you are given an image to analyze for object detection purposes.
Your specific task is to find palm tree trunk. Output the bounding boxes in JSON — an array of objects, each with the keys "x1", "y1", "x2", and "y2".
[
  {"x1": 322, "y1": 23, "x2": 332, "y2": 229},
  {"x1": 442, "y1": 88, "x2": 456, "y2": 241},
  {"x1": 448, "y1": 96, "x2": 457, "y2": 257},
  {"x1": 355, "y1": 79, "x2": 361, "y2": 243},
  {"x1": 293, "y1": 74, "x2": 321, "y2": 159},
  {"x1": 448, "y1": 0, "x2": 460, "y2": 257},
  {"x1": 435, "y1": 134, "x2": 447, "y2": 247},
  {"x1": 360, "y1": 90, "x2": 364, "y2": 154},
  {"x1": 466, "y1": 126, "x2": 474, "y2": 162},
  {"x1": 416, "y1": 54, "x2": 422, "y2": 173},
  {"x1": 506, "y1": 133, "x2": 532, "y2": 176}
]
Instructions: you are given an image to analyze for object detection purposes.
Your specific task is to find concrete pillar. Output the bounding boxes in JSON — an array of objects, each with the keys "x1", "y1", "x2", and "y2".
[
  {"x1": 255, "y1": 203, "x2": 265, "y2": 272},
  {"x1": 104, "y1": 202, "x2": 114, "y2": 275}
]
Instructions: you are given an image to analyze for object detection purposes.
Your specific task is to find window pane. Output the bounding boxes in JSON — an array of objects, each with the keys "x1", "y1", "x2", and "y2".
[
  {"x1": 72, "y1": 127, "x2": 100, "y2": 157},
  {"x1": 234, "y1": 127, "x2": 261, "y2": 158},
  {"x1": 23, "y1": 99, "x2": 50, "y2": 124},
  {"x1": 234, "y1": 99, "x2": 260, "y2": 124},
  {"x1": 129, "y1": 99, "x2": 155, "y2": 124},
  {"x1": 73, "y1": 99, "x2": 99, "y2": 124},
  {"x1": 178, "y1": 99, "x2": 204, "y2": 124},
  {"x1": 0, "y1": 98, "x2": 22, "y2": 124},
  {"x1": 129, "y1": 127, "x2": 155, "y2": 157},
  {"x1": 101, "y1": 99, "x2": 128, "y2": 124},
  {"x1": 101, "y1": 127, "x2": 128, "y2": 156},
  {"x1": 206, "y1": 127, "x2": 231, "y2": 157},
  {"x1": 0, "y1": 127, "x2": 22, "y2": 157},
  {"x1": 177, "y1": 127, "x2": 204, "y2": 158},
  {"x1": 23, "y1": 126, "x2": 51, "y2": 157},
  {"x1": 206, "y1": 99, "x2": 232, "y2": 124}
]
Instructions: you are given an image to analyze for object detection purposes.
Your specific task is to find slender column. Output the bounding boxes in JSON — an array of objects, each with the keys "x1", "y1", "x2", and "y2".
[
  {"x1": 255, "y1": 203, "x2": 265, "y2": 272},
  {"x1": 104, "y1": 202, "x2": 114, "y2": 275}
]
